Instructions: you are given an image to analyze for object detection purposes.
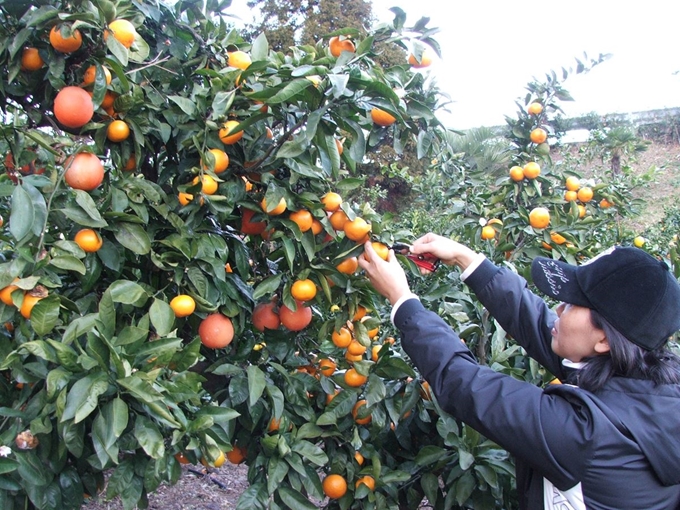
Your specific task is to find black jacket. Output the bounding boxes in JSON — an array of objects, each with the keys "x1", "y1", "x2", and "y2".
[{"x1": 395, "y1": 258, "x2": 680, "y2": 509}]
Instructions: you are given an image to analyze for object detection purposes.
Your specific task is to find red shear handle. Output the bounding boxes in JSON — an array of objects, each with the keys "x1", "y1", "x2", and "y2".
[{"x1": 390, "y1": 243, "x2": 440, "y2": 271}]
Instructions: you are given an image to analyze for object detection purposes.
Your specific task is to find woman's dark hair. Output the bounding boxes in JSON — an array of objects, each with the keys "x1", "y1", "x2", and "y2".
[{"x1": 577, "y1": 309, "x2": 680, "y2": 392}]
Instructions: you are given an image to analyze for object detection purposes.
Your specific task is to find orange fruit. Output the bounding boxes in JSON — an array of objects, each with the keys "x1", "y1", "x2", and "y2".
[
  {"x1": 268, "y1": 417, "x2": 281, "y2": 433},
  {"x1": 323, "y1": 474, "x2": 348, "y2": 500},
  {"x1": 565, "y1": 176, "x2": 580, "y2": 191},
  {"x1": 481, "y1": 225, "x2": 496, "y2": 240},
  {"x1": 106, "y1": 120, "x2": 130, "y2": 142},
  {"x1": 367, "y1": 242, "x2": 389, "y2": 261},
  {"x1": 633, "y1": 236, "x2": 645, "y2": 248},
  {"x1": 318, "y1": 358, "x2": 337, "y2": 377},
  {"x1": 291, "y1": 279, "x2": 316, "y2": 301},
  {"x1": 226, "y1": 446, "x2": 246, "y2": 464},
  {"x1": 261, "y1": 196, "x2": 287, "y2": 216},
  {"x1": 252, "y1": 301, "x2": 280, "y2": 331},
  {"x1": 20, "y1": 293, "x2": 43, "y2": 320},
  {"x1": 527, "y1": 102, "x2": 543, "y2": 115},
  {"x1": 240, "y1": 208, "x2": 266, "y2": 235},
  {"x1": 321, "y1": 192, "x2": 342, "y2": 212},
  {"x1": 123, "y1": 154, "x2": 136, "y2": 171},
  {"x1": 550, "y1": 232, "x2": 567, "y2": 245},
  {"x1": 329, "y1": 210, "x2": 349, "y2": 230},
  {"x1": 201, "y1": 451, "x2": 226, "y2": 468},
  {"x1": 352, "y1": 399, "x2": 372, "y2": 425},
  {"x1": 64, "y1": 153, "x2": 105, "y2": 191},
  {"x1": 198, "y1": 313, "x2": 234, "y2": 349},
  {"x1": 577, "y1": 186, "x2": 593, "y2": 203},
  {"x1": 345, "y1": 351, "x2": 362, "y2": 363},
  {"x1": 361, "y1": 316, "x2": 379, "y2": 339},
  {"x1": 289, "y1": 209, "x2": 313, "y2": 232},
  {"x1": 219, "y1": 120, "x2": 243, "y2": 145},
  {"x1": 192, "y1": 175, "x2": 218, "y2": 195},
  {"x1": 355, "y1": 475, "x2": 375, "y2": 491},
  {"x1": 279, "y1": 300, "x2": 312, "y2": 331},
  {"x1": 83, "y1": 65, "x2": 112, "y2": 86},
  {"x1": 564, "y1": 190, "x2": 578, "y2": 202},
  {"x1": 420, "y1": 380, "x2": 432, "y2": 400},
  {"x1": 49, "y1": 25, "x2": 82, "y2": 53},
  {"x1": 336, "y1": 257, "x2": 359, "y2": 275},
  {"x1": 522, "y1": 161, "x2": 541, "y2": 179},
  {"x1": 178, "y1": 192, "x2": 193, "y2": 206},
  {"x1": 577, "y1": 204, "x2": 586, "y2": 218},
  {"x1": 343, "y1": 217, "x2": 370, "y2": 242},
  {"x1": 101, "y1": 91, "x2": 117, "y2": 109},
  {"x1": 241, "y1": 176, "x2": 253, "y2": 192},
  {"x1": 530, "y1": 128, "x2": 547, "y2": 144},
  {"x1": 204, "y1": 149, "x2": 229, "y2": 174},
  {"x1": 599, "y1": 198, "x2": 613, "y2": 208},
  {"x1": 74, "y1": 229, "x2": 103, "y2": 252},
  {"x1": 174, "y1": 452, "x2": 190, "y2": 465},
  {"x1": 509, "y1": 165, "x2": 524, "y2": 182},
  {"x1": 408, "y1": 50, "x2": 432, "y2": 68},
  {"x1": 371, "y1": 344, "x2": 381, "y2": 362},
  {"x1": 528, "y1": 207, "x2": 550, "y2": 229},
  {"x1": 331, "y1": 327, "x2": 352, "y2": 348},
  {"x1": 104, "y1": 19, "x2": 137, "y2": 49},
  {"x1": 227, "y1": 50, "x2": 252, "y2": 70},
  {"x1": 20, "y1": 48, "x2": 44, "y2": 71},
  {"x1": 354, "y1": 451, "x2": 365, "y2": 465},
  {"x1": 344, "y1": 368, "x2": 367, "y2": 387},
  {"x1": 311, "y1": 219, "x2": 323, "y2": 235},
  {"x1": 352, "y1": 305, "x2": 367, "y2": 321},
  {"x1": 54, "y1": 86, "x2": 94, "y2": 129},
  {"x1": 329, "y1": 36, "x2": 355, "y2": 57},
  {"x1": 335, "y1": 138, "x2": 343, "y2": 156},
  {"x1": 370, "y1": 107, "x2": 396, "y2": 127},
  {"x1": 347, "y1": 339, "x2": 366, "y2": 356},
  {"x1": 170, "y1": 295, "x2": 196, "y2": 318},
  {"x1": 384, "y1": 336, "x2": 395, "y2": 345},
  {"x1": 0, "y1": 280, "x2": 20, "y2": 306}
]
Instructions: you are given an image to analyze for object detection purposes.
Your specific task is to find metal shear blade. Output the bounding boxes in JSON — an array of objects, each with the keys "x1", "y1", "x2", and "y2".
[{"x1": 390, "y1": 243, "x2": 440, "y2": 272}]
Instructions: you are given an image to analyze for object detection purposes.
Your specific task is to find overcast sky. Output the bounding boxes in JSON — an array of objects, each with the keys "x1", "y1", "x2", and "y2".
[{"x1": 228, "y1": 0, "x2": 680, "y2": 130}]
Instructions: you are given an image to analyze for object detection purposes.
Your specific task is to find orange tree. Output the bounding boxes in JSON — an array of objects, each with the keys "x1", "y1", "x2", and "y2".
[{"x1": 0, "y1": 1, "x2": 467, "y2": 509}]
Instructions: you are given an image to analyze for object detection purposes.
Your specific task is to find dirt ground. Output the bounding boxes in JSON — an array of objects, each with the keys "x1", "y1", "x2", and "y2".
[{"x1": 83, "y1": 141, "x2": 680, "y2": 510}]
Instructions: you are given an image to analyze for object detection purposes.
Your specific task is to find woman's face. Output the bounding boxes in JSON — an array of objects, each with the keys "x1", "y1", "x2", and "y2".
[{"x1": 551, "y1": 303, "x2": 609, "y2": 362}]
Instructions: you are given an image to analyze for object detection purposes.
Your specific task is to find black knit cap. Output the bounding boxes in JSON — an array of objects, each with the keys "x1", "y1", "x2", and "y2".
[{"x1": 531, "y1": 246, "x2": 680, "y2": 350}]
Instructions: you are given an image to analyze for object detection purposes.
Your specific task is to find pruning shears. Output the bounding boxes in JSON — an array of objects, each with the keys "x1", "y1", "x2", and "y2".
[{"x1": 390, "y1": 242, "x2": 440, "y2": 272}]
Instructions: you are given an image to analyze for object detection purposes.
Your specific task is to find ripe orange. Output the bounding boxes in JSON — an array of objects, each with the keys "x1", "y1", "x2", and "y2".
[
  {"x1": 355, "y1": 475, "x2": 376, "y2": 491},
  {"x1": 527, "y1": 102, "x2": 543, "y2": 115},
  {"x1": 291, "y1": 279, "x2": 317, "y2": 302},
  {"x1": 261, "y1": 196, "x2": 287, "y2": 216},
  {"x1": 343, "y1": 217, "x2": 370, "y2": 242},
  {"x1": 352, "y1": 399, "x2": 372, "y2": 425},
  {"x1": 326, "y1": 388, "x2": 340, "y2": 405},
  {"x1": 174, "y1": 452, "x2": 190, "y2": 465},
  {"x1": 106, "y1": 120, "x2": 130, "y2": 142},
  {"x1": 20, "y1": 48, "x2": 44, "y2": 71},
  {"x1": 198, "y1": 313, "x2": 234, "y2": 349},
  {"x1": 228, "y1": 50, "x2": 252, "y2": 70},
  {"x1": 289, "y1": 209, "x2": 313, "y2": 232},
  {"x1": 101, "y1": 91, "x2": 117, "y2": 109},
  {"x1": 318, "y1": 358, "x2": 337, "y2": 377},
  {"x1": 49, "y1": 25, "x2": 82, "y2": 53},
  {"x1": 83, "y1": 65, "x2": 112, "y2": 86},
  {"x1": 352, "y1": 305, "x2": 367, "y2": 321},
  {"x1": 354, "y1": 451, "x2": 365, "y2": 465},
  {"x1": 344, "y1": 368, "x2": 367, "y2": 387},
  {"x1": 408, "y1": 50, "x2": 432, "y2": 68},
  {"x1": 565, "y1": 176, "x2": 580, "y2": 191},
  {"x1": 329, "y1": 210, "x2": 349, "y2": 230},
  {"x1": 509, "y1": 165, "x2": 524, "y2": 182},
  {"x1": 345, "y1": 351, "x2": 362, "y2": 363},
  {"x1": 170, "y1": 295, "x2": 196, "y2": 317},
  {"x1": 323, "y1": 474, "x2": 348, "y2": 500},
  {"x1": 329, "y1": 36, "x2": 355, "y2": 57},
  {"x1": 204, "y1": 149, "x2": 229, "y2": 174},
  {"x1": 105, "y1": 19, "x2": 137, "y2": 49},
  {"x1": 577, "y1": 204, "x2": 586, "y2": 218},
  {"x1": 279, "y1": 300, "x2": 312, "y2": 331},
  {"x1": 332, "y1": 327, "x2": 352, "y2": 348},
  {"x1": 192, "y1": 174, "x2": 218, "y2": 195},
  {"x1": 201, "y1": 451, "x2": 226, "y2": 468},
  {"x1": 123, "y1": 154, "x2": 136, "y2": 171},
  {"x1": 335, "y1": 138, "x2": 343, "y2": 156},
  {"x1": 367, "y1": 242, "x2": 389, "y2": 261},
  {"x1": 64, "y1": 153, "x2": 105, "y2": 191},
  {"x1": 252, "y1": 301, "x2": 280, "y2": 331},
  {"x1": 74, "y1": 229, "x2": 103, "y2": 252},
  {"x1": 226, "y1": 446, "x2": 246, "y2": 464},
  {"x1": 0, "y1": 280, "x2": 20, "y2": 306},
  {"x1": 371, "y1": 344, "x2": 381, "y2": 362},
  {"x1": 529, "y1": 207, "x2": 550, "y2": 229},
  {"x1": 336, "y1": 256, "x2": 359, "y2": 275},
  {"x1": 219, "y1": 120, "x2": 243, "y2": 145},
  {"x1": 347, "y1": 339, "x2": 367, "y2": 356},
  {"x1": 577, "y1": 186, "x2": 593, "y2": 203},
  {"x1": 20, "y1": 293, "x2": 43, "y2": 320},
  {"x1": 321, "y1": 192, "x2": 342, "y2": 212},
  {"x1": 361, "y1": 316, "x2": 379, "y2": 339},
  {"x1": 54, "y1": 86, "x2": 94, "y2": 129},
  {"x1": 530, "y1": 128, "x2": 548, "y2": 144},
  {"x1": 522, "y1": 161, "x2": 541, "y2": 179},
  {"x1": 550, "y1": 232, "x2": 567, "y2": 245},
  {"x1": 268, "y1": 417, "x2": 281, "y2": 433},
  {"x1": 599, "y1": 198, "x2": 613, "y2": 208},
  {"x1": 564, "y1": 190, "x2": 578, "y2": 202},
  {"x1": 420, "y1": 380, "x2": 432, "y2": 400},
  {"x1": 311, "y1": 219, "x2": 323, "y2": 235},
  {"x1": 481, "y1": 225, "x2": 496, "y2": 240},
  {"x1": 178, "y1": 192, "x2": 194, "y2": 206},
  {"x1": 370, "y1": 107, "x2": 396, "y2": 127},
  {"x1": 240, "y1": 208, "x2": 266, "y2": 235}
]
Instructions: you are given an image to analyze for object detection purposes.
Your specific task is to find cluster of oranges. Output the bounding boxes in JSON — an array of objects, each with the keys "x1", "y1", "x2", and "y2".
[
  {"x1": 508, "y1": 161, "x2": 542, "y2": 182},
  {"x1": 0, "y1": 280, "x2": 48, "y2": 320}
]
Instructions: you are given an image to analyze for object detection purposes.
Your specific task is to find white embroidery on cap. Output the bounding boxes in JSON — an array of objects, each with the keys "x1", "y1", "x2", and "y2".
[
  {"x1": 538, "y1": 260, "x2": 570, "y2": 296},
  {"x1": 582, "y1": 246, "x2": 617, "y2": 266}
]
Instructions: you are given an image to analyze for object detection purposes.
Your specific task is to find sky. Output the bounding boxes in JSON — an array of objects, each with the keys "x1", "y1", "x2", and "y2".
[{"x1": 227, "y1": 0, "x2": 680, "y2": 130}]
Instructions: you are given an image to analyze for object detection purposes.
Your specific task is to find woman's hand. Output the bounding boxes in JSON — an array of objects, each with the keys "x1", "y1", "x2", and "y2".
[
  {"x1": 410, "y1": 233, "x2": 478, "y2": 270},
  {"x1": 357, "y1": 241, "x2": 412, "y2": 305}
]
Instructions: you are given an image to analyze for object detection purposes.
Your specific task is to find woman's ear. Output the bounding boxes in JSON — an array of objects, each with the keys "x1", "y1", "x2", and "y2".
[{"x1": 594, "y1": 335, "x2": 610, "y2": 355}]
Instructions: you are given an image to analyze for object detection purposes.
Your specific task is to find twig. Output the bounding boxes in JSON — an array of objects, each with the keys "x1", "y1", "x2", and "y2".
[{"x1": 187, "y1": 467, "x2": 229, "y2": 489}]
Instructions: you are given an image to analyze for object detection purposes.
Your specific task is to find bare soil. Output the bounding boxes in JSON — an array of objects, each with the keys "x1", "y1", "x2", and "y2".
[{"x1": 83, "y1": 141, "x2": 680, "y2": 510}]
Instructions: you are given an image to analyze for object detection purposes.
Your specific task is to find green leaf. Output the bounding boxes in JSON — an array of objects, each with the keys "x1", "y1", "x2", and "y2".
[
  {"x1": 210, "y1": 90, "x2": 235, "y2": 120},
  {"x1": 266, "y1": 79, "x2": 312, "y2": 104},
  {"x1": 247, "y1": 365, "x2": 266, "y2": 408},
  {"x1": 291, "y1": 440, "x2": 328, "y2": 466},
  {"x1": 277, "y1": 135, "x2": 308, "y2": 159},
  {"x1": 16, "y1": 450, "x2": 51, "y2": 487},
  {"x1": 10, "y1": 184, "x2": 34, "y2": 243},
  {"x1": 134, "y1": 415, "x2": 165, "y2": 459},
  {"x1": 49, "y1": 255, "x2": 87, "y2": 275},
  {"x1": 74, "y1": 190, "x2": 108, "y2": 224},
  {"x1": 61, "y1": 372, "x2": 110, "y2": 423},
  {"x1": 415, "y1": 445, "x2": 448, "y2": 466},
  {"x1": 168, "y1": 95, "x2": 196, "y2": 116},
  {"x1": 62, "y1": 313, "x2": 98, "y2": 345},
  {"x1": 278, "y1": 487, "x2": 317, "y2": 510},
  {"x1": 0, "y1": 458, "x2": 19, "y2": 475},
  {"x1": 149, "y1": 298, "x2": 175, "y2": 336},
  {"x1": 108, "y1": 280, "x2": 148, "y2": 305},
  {"x1": 114, "y1": 222, "x2": 151, "y2": 254},
  {"x1": 106, "y1": 35, "x2": 128, "y2": 66},
  {"x1": 252, "y1": 274, "x2": 282, "y2": 300},
  {"x1": 459, "y1": 449, "x2": 475, "y2": 470}
]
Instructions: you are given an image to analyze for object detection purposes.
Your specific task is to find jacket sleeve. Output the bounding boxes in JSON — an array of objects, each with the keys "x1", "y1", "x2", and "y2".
[
  {"x1": 395, "y1": 298, "x2": 592, "y2": 490},
  {"x1": 464, "y1": 258, "x2": 568, "y2": 380}
]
